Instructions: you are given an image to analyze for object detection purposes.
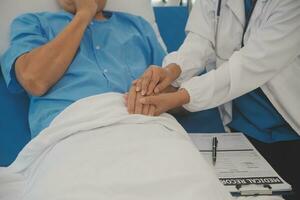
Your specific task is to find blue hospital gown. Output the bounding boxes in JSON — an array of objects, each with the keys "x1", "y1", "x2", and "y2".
[{"x1": 1, "y1": 11, "x2": 166, "y2": 138}]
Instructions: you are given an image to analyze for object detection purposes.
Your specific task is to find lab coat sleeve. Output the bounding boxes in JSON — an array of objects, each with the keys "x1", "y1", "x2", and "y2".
[
  {"x1": 163, "y1": 0, "x2": 216, "y2": 87},
  {"x1": 181, "y1": 0, "x2": 300, "y2": 112}
]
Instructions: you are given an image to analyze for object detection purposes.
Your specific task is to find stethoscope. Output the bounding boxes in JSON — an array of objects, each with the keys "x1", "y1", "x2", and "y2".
[
  {"x1": 214, "y1": 0, "x2": 256, "y2": 61},
  {"x1": 214, "y1": 0, "x2": 224, "y2": 61}
]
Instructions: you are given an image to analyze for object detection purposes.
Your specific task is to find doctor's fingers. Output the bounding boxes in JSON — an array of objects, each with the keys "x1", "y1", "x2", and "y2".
[
  {"x1": 127, "y1": 87, "x2": 137, "y2": 114},
  {"x1": 135, "y1": 69, "x2": 153, "y2": 93},
  {"x1": 142, "y1": 104, "x2": 150, "y2": 116},
  {"x1": 148, "y1": 105, "x2": 156, "y2": 116},
  {"x1": 154, "y1": 77, "x2": 172, "y2": 94},
  {"x1": 141, "y1": 72, "x2": 154, "y2": 96},
  {"x1": 146, "y1": 67, "x2": 168, "y2": 95},
  {"x1": 140, "y1": 95, "x2": 160, "y2": 107},
  {"x1": 140, "y1": 95, "x2": 171, "y2": 116},
  {"x1": 146, "y1": 74, "x2": 160, "y2": 96},
  {"x1": 138, "y1": 96, "x2": 157, "y2": 116}
]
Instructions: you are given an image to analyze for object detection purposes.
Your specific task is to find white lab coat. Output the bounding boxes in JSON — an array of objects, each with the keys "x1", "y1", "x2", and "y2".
[{"x1": 163, "y1": 0, "x2": 300, "y2": 135}]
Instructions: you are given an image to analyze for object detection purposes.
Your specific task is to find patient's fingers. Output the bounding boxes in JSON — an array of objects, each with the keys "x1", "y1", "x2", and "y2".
[
  {"x1": 128, "y1": 87, "x2": 137, "y2": 114},
  {"x1": 134, "y1": 92, "x2": 143, "y2": 114},
  {"x1": 148, "y1": 105, "x2": 156, "y2": 116},
  {"x1": 124, "y1": 93, "x2": 128, "y2": 107}
]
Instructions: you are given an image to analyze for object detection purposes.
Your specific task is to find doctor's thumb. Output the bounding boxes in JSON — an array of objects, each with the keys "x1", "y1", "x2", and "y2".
[
  {"x1": 154, "y1": 78, "x2": 172, "y2": 94},
  {"x1": 140, "y1": 96, "x2": 158, "y2": 105}
]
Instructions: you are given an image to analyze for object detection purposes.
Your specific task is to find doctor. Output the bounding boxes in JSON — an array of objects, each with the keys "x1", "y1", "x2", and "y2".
[{"x1": 128, "y1": 0, "x2": 300, "y2": 199}]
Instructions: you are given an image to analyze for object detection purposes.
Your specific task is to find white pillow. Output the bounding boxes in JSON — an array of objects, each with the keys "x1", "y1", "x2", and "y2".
[{"x1": 0, "y1": 0, "x2": 166, "y2": 55}]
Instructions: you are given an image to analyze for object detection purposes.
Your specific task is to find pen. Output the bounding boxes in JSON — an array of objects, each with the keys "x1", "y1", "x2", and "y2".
[{"x1": 212, "y1": 137, "x2": 218, "y2": 166}]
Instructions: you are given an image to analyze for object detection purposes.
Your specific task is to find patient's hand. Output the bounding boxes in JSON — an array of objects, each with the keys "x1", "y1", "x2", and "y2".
[
  {"x1": 125, "y1": 86, "x2": 156, "y2": 116},
  {"x1": 57, "y1": 0, "x2": 99, "y2": 20}
]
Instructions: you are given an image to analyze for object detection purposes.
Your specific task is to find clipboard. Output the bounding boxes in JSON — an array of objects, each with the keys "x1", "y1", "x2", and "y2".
[{"x1": 189, "y1": 133, "x2": 292, "y2": 196}]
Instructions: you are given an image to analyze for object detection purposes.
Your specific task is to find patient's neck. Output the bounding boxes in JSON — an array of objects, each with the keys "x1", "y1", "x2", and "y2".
[{"x1": 94, "y1": 11, "x2": 107, "y2": 21}]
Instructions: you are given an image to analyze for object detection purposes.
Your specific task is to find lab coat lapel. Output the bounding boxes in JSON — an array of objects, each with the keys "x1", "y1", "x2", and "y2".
[
  {"x1": 244, "y1": 0, "x2": 269, "y2": 41},
  {"x1": 226, "y1": 0, "x2": 245, "y2": 27},
  {"x1": 248, "y1": 0, "x2": 269, "y2": 28}
]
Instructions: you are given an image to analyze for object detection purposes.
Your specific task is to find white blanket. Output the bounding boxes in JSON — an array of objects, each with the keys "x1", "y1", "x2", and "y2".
[{"x1": 0, "y1": 93, "x2": 282, "y2": 200}]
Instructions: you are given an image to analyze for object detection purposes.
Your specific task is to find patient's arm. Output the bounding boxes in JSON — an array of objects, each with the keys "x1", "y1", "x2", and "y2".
[{"x1": 15, "y1": 0, "x2": 98, "y2": 96}]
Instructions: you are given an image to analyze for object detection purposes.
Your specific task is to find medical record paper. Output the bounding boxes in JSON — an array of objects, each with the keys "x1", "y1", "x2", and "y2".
[{"x1": 189, "y1": 133, "x2": 292, "y2": 196}]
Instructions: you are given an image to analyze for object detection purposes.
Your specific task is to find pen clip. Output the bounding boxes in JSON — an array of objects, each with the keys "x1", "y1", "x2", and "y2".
[
  {"x1": 212, "y1": 137, "x2": 218, "y2": 146},
  {"x1": 236, "y1": 184, "x2": 273, "y2": 196}
]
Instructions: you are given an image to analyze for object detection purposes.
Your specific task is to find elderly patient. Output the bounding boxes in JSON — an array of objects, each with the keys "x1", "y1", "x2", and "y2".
[{"x1": 0, "y1": 0, "x2": 165, "y2": 138}]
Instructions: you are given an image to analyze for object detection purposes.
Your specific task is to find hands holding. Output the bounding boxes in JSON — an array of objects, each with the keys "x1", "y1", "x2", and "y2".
[
  {"x1": 133, "y1": 64, "x2": 181, "y2": 96},
  {"x1": 125, "y1": 85, "x2": 156, "y2": 116},
  {"x1": 125, "y1": 64, "x2": 190, "y2": 116}
]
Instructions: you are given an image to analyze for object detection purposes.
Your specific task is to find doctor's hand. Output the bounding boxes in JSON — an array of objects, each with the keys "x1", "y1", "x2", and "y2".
[
  {"x1": 134, "y1": 64, "x2": 182, "y2": 96},
  {"x1": 125, "y1": 85, "x2": 156, "y2": 116},
  {"x1": 58, "y1": 0, "x2": 98, "y2": 20},
  {"x1": 139, "y1": 89, "x2": 190, "y2": 116}
]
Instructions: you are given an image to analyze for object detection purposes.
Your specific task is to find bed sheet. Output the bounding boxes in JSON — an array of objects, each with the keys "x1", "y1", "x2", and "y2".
[{"x1": 0, "y1": 93, "x2": 233, "y2": 200}]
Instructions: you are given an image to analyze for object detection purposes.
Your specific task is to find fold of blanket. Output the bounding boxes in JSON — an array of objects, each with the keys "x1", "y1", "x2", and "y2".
[{"x1": 0, "y1": 93, "x2": 233, "y2": 200}]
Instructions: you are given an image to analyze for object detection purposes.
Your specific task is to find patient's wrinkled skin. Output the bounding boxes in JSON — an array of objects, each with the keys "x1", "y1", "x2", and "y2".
[
  {"x1": 57, "y1": 0, "x2": 107, "y2": 20},
  {"x1": 14, "y1": 0, "x2": 108, "y2": 98}
]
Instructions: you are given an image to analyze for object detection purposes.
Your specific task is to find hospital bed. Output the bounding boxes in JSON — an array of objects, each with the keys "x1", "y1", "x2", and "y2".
[
  {"x1": 0, "y1": 0, "x2": 224, "y2": 167},
  {"x1": 0, "y1": 1, "x2": 282, "y2": 200}
]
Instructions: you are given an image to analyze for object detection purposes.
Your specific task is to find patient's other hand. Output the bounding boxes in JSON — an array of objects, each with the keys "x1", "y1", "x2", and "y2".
[
  {"x1": 57, "y1": 0, "x2": 99, "y2": 21},
  {"x1": 125, "y1": 86, "x2": 156, "y2": 116}
]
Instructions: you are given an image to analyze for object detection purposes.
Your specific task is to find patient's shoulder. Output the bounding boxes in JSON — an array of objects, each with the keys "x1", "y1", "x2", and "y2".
[
  {"x1": 11, "y1": 11, "x2": 74, "y2": 38},
  {"x1": 13, "y1": 11, "x2": 63, "y2": 22},
  {"x1": 12, "y1": 11, "x2": 72, "y2": 28},
  {"x1": 12, "y1": 12, "x2": 43, "y2": 27}
]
